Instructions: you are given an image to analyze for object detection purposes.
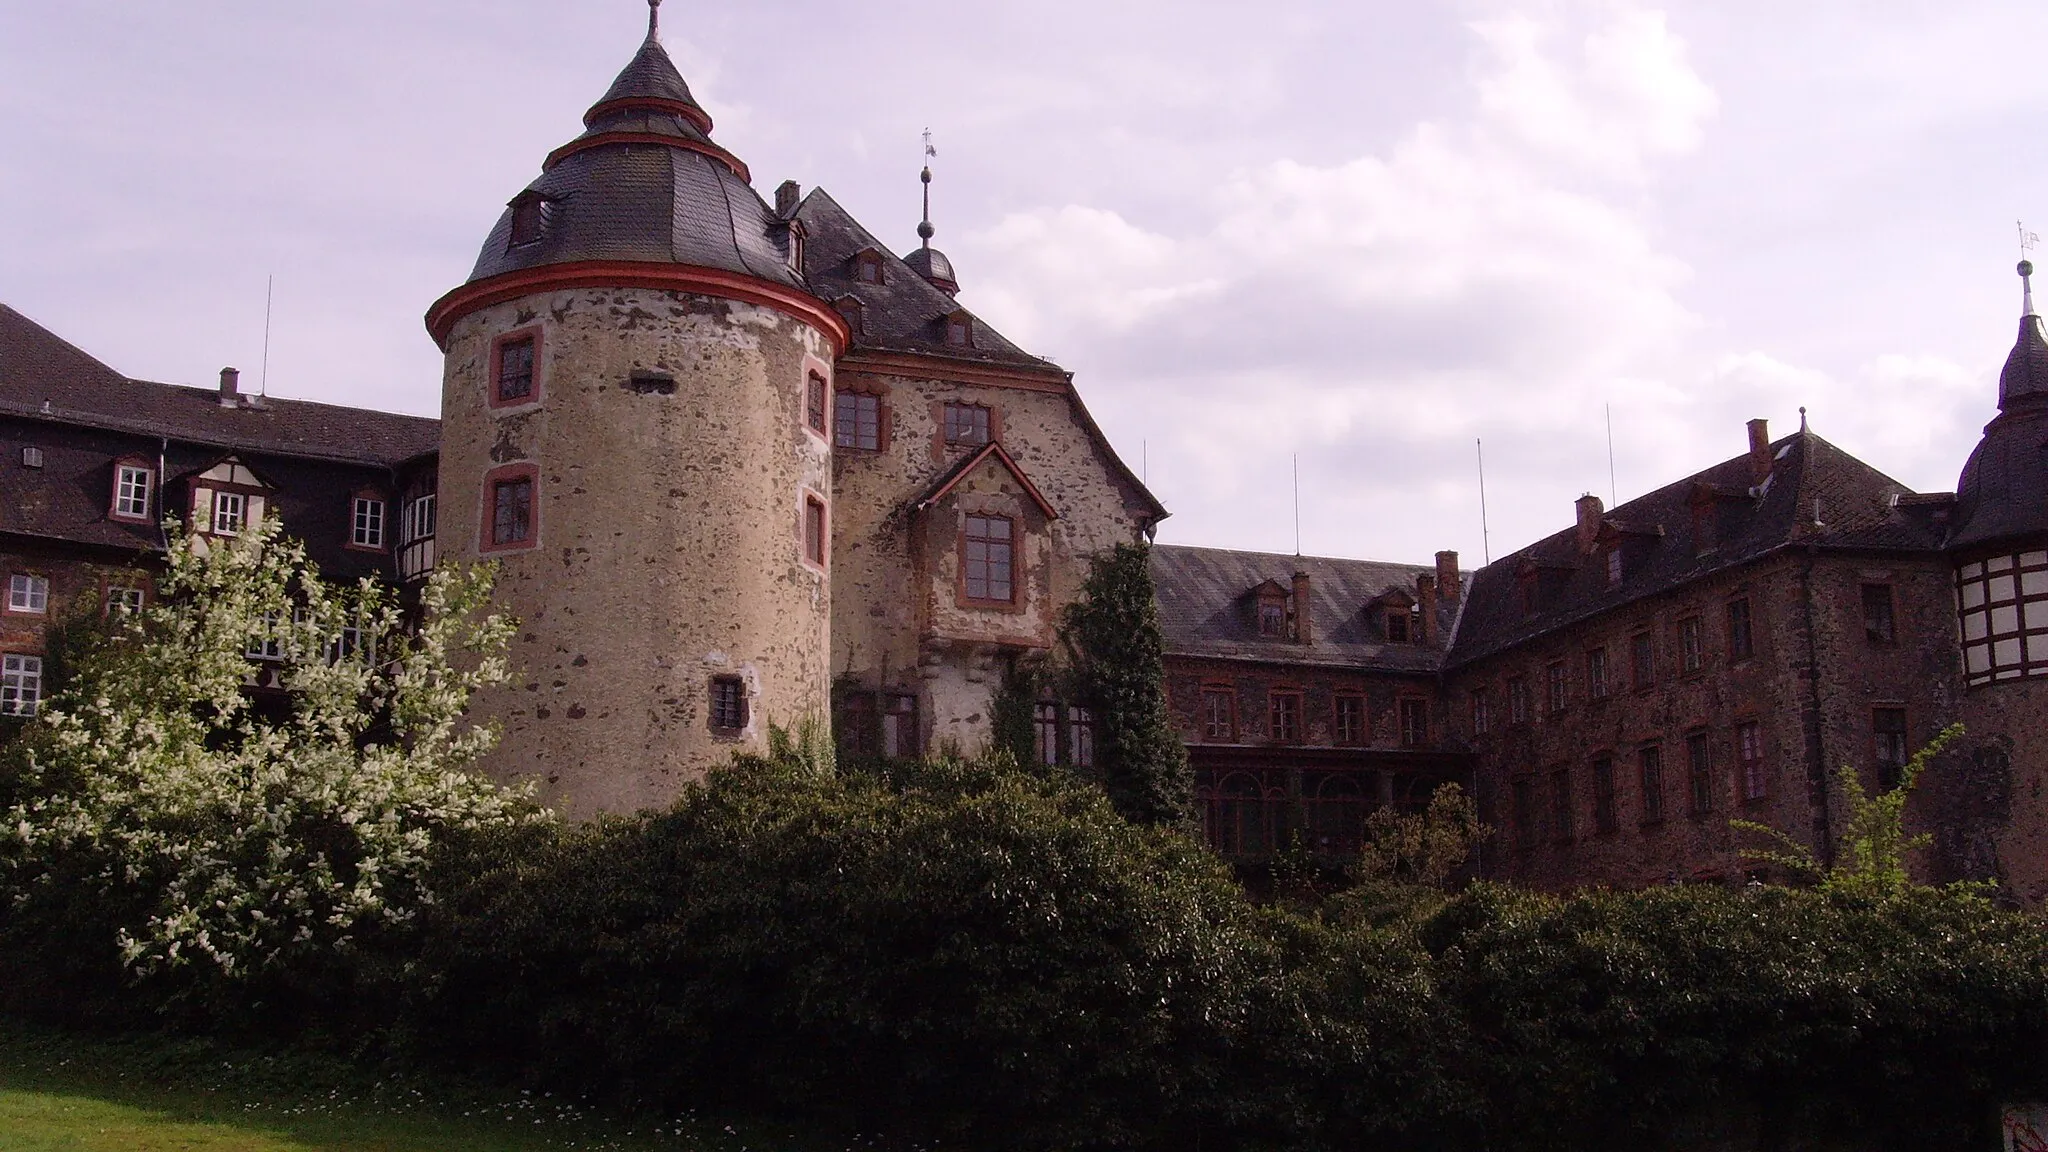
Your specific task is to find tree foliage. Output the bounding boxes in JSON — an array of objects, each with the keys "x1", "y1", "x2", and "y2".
[
  {"x1": 1059, "y1": 541, "x2": 1190, "y2": 825},
  {"x1": 0, "y1": 521, "x2": 543, "y2": 1009}
]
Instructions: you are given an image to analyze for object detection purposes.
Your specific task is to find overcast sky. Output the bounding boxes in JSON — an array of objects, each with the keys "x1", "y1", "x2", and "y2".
[{"x1": 3, "y1": 1, "x2": 2043, "y2": 568}]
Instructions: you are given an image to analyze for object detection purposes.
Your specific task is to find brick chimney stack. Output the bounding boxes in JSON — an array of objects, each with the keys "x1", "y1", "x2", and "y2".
[
  {"x1": 1291, "y1": 571, "x2": 1312, "y2": 645},
  {"x1": 1417, "y1": 573, "x2": 1439, "y2": 644},
  {"x1": 1575, "y1": 494, "x2": 1604, "y2": 554},
  {"x1": 1435, "y1": 550, "x2": 1461, "y2": 603},
  {"x1": 1747, "y1": 418, "x2": 1772, "y2": 486},
  {"x1": 774, "y1": 180, "x2": 801, "y2": 219},
  {"x1": 218, "y1": 367, "x2": 240, "y2": 408}
]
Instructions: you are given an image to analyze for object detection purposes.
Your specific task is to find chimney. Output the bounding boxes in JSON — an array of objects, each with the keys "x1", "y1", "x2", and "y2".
[
  {"x1": 218, "y1": 367, "x2": 240, "y2": 408},
  {"x1": 774, "y1": 180, "x2": 801, "y2": 219},
  {"x1": 1747, "y1": 418, "x2": 1772, "y2": 486},
  {"x1": 1290, "y1": 571, "x2": 1312, "y2": 645},
  {"x1": 1435, "y1": 550, "x2": 1462, "y2": 603},
  {"x1": 1417, "y1": 573, "x2": 1439, "y2": 644},
  {"x1": 1575, "y1": 493, "x2": 1604, "y2": 554}
]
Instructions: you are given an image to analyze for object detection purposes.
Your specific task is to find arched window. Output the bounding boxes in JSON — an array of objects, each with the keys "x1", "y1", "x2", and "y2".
[{"x1": 1203, "y1": 771, "x2": 1273, "y2": 858}]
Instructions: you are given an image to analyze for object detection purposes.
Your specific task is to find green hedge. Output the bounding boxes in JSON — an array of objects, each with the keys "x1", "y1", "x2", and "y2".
[{"x1": 7, "y1": 749, "x2": 2048, "y2": 1150}]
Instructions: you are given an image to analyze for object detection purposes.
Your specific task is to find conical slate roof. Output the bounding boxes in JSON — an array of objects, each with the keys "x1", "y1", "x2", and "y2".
[
  {"x1": 1949, "y1": 263, "x2": 2048, "y2": 552},
  {"x1": 456, "y1": 10, "x2": 797, "y2": 293}
]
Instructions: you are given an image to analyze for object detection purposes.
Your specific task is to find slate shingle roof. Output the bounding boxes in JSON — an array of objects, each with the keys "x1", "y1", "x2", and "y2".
[
  {"x1": 794, "y1": 189, "x2": 1058, "y2": 372},
  {"x1": 1950, "y1": 298, "x2": 2048, "y2": 552},
  {"x1": 0, "y1": 304, "x2": 439, "y2": 467},
  {"x1": 1447, "y1": 431, "x2": 1945, "y2": 667},
  {"x1": 1151, "y1": 544, "x2": 1455, "y2": 673}
]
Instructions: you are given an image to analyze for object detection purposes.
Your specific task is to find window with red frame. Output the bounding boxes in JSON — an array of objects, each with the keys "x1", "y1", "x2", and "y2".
[
  {"x1": 492, "y1": 476, "x2": 533, "y2": 547},
  {"x1": 806, "y1": 373, "x2": 828, "y2": 435},
  {"x1": 1268, "y1": 691, "x2": 1302, "y2": 744},
  {"x1": 804, "y1": 495, "x2": 826, "y2": 567},
  {"x1": 963, "y1": 514, "x2": 1013, "y2": 603},
  {"x1": 835, "y1": 392, "x2": 880, "y2": 451},
  {"x1": 496, "y1": 335, "x2": 536, "y2": 403}
]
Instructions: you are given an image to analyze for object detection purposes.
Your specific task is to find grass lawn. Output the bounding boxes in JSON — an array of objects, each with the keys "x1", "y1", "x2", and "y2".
[{"x1": 0, "y1": 1026, "x2": 819, "y2": 1152}]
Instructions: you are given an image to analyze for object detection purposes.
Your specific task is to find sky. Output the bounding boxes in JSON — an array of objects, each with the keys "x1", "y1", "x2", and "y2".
[{"x1": 3, "y1": 0, "x2": 2045, "y2": 569}]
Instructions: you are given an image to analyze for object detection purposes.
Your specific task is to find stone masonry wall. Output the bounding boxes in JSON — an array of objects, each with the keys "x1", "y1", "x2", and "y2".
[{"x1": 439, "y1": 287, "x2": 833, "y2": 817}]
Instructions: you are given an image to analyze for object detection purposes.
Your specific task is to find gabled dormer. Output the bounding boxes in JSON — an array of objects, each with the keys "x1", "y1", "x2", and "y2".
[
  {"x1": 943, "y1": 309, "x2": 975, "y2": 349},
  {"x1": 1248, "y1": 578, "x2": 1293, "y2": 639},
  {"x1": 1368, "y1": 586, "x2": 1419, "y2": 643},
  {"x1": 852, "y1": 247, "x2": 888, "y2": 286},
  {"x1": 183, "y1": 456, "x2": 273, "y2": 542}
]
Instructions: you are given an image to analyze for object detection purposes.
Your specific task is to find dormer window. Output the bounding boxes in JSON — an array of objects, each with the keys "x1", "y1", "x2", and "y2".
[
  {"x1": 834, "y1": 296, "x2": 864, "y2": 336},
  {"x1": 787, "y1": 222, "x2": 806, "y2": 272},
  {"x1": 855, "y1": 251, "x2": 886, "y2": 285},
  {"x1": 508, "y1": 193, "x2": 547, "y2": 247},
  {"x1": 945, "y1": 311, "x2": 974, "y2": 348},
  {"x1": 1607, "y1": 547, "x2": 1623, "y2": 586},
  {"x1": 1257, "y1": 596, "x2": 1288, "y2": 638},
  {"x1": 1386, "y1": 608, "x2": 1411, "y2": 643}
]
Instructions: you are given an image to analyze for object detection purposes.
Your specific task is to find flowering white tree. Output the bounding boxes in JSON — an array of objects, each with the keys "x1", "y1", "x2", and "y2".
[{"x1": 0, "y1": 520, "x2": 545, "y2": 985}]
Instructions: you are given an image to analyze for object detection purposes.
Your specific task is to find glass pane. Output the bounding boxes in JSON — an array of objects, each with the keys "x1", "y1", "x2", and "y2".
[
  {"x1": 1961, "y1": 579, "x2": 1986, "y2": 610},
  {"x1": 1965, "y1": 611, "x2": 1988, "y2": 640},
  {"x1": 2029, "y1": 634, "x2": 2048, "y2": 663},
  {"x1": 1995, "y1": 638, "x2": 2022, "y2": 667},
  {"x1": 1990, "y1": 555, "x2": 2015, "y2": 572},
  {"x1": 1966, "y1": 643, "x2": 1989, "y2": 673},
  {"x1": 1960, "y1": 561, "x2": 1984, "y2": 580},
  {"x1": 1991, "y1": 575, "x2": 2017, "y2": 602},
  {"x1": 2025, "y1": 551, "x2": 2048, "y2": 568},
  {"x1": 2028, "y1": 602, "x2": 2048, "y2": 630},
  {"x1": 1993, "y1": 605, "x2": 2020, "y2": 634},
  {"x1": 2026, "y1": 570, "x2": 2048, "y2": 597}
]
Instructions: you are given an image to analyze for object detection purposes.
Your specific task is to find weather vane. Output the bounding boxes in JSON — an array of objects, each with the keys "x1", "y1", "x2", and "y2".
[
  {"x1": 924, "y1": 128, "x2": 937, "y2": 161},
  {"x1": 2022, "y1": 220, "x2": 2039, "y2": 260}
]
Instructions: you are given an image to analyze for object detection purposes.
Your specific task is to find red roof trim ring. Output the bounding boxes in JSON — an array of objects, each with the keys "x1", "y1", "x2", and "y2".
[
  {"x1": 426, "y1": 260, "x2": 851, "y2": 355},
  {"x1": 544, "y1": 132, "x2": 749, "y2": 182},
  {"x1": 583, "y1": 96, "x2": 714, "y2": 134}
]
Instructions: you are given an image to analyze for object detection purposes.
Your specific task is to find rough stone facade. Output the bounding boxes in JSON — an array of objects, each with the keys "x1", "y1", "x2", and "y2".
[{"x1": 438, "y1": 288, "x2": 833, "y2": 816}]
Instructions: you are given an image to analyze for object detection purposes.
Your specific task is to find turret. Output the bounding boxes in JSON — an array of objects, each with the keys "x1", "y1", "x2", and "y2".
[{"x1": 424, "y1": 0, "x2": 847, "y2": 815}]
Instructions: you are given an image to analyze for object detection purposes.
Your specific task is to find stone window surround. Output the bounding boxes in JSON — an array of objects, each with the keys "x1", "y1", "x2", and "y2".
[
  {"x1": 955, "y1": 500, "x2": 1025, "y2": 613},
  {"x1": 488, "y1": 325, "x2": 545, "y2": 412},
  {"x1": 479, "y1": 461, "x2": 541, "y2": 555}
]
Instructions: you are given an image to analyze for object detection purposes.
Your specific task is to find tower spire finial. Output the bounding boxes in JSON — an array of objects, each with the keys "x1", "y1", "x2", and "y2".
[
  {"x1": 648, "y1": 0, "x2": 661, "y2": 40},
  {"x1": 2021, "y1": 221, "x2": 2039, "y2": 318},
  {"x1": 918, "y1": 129, "x2": 936, "y2": 250}
]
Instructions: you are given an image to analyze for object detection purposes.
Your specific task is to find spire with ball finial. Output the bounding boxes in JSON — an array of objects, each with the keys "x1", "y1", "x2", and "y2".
[
  {"x1": 2023, "y1": 257, "x2": 2037, "y2": 320},
  {"x1": 905, "y1": 129, "x2": 959, "y2": 295},
  {"x1": 648, "y1": 0, "x2": 661, "y2": 40}
]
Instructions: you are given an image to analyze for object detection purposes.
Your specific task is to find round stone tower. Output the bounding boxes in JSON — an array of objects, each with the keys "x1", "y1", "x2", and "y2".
[{"x1": 425, "y1": 2, "x2": 845, "y2": 816}]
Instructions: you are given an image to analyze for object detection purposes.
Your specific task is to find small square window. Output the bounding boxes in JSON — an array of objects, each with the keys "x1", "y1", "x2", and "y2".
[
  {"x1": 710, "y1": 676, "x2": 748, "y2": 732},
  {"x1": 835, "y1": 392, "x2": 881, "y2": 451},
  {"x1": 943, "y1": 402, "x2": 991, "y2": 446},
  {"x1": 855, "y1": 254, "x2": 885, "y2": 285},
  {"x1": 21, "y1": 447, "x2": 43, "y2": 469},
  {"x1": 8, "y1": 575, "x2": 48, "y2": 614},
  {"x1": 1, "y1": 654, "x2": 42, "y2": 717},
  {"x1": 945, "y1": 313, "x2": 973, "y2": 347},
  {"x1": 105, "y1": 585, "x2": 145, "y2": 616},
  {"x1": 352, "y1": 496, "x2": 386, "y2": 549}
]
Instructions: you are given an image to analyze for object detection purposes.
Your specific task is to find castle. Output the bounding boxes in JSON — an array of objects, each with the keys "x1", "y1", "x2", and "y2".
[{"x1": 3, "y1": 6, "x2": 2046, "y2": 901}]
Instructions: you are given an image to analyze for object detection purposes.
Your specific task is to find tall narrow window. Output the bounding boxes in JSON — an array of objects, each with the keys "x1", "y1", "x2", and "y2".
[
  {"x1": 883, "y1": 694, "x2": 919, "y2": 758},
  {"x1": 1034, "y1": 701, "x2": 1061, "y2": 766},
  {"x1": 806, "y1": 373, "x2": 828, "y2": 435},
  {"x1": 1551, "y1": 767, "x2": 1575, "y2": 843},
  {"x1": 1512, "y1": 777, "x2": 1537, "y2": 848},
  {"x1": 839, "y1": 693, "x2": 878, "y2": 759},
  {"x1": 1873, "y1": 708, "x2": 1908, "y2": 791},
  {"x1": 1068, "y1": 707, "x2": 1095, "y2": 768},
  {"x1": 1269, "y1": 691, "x2": 1302, "y2": 744},
  {"x1": 1385, "y1": 608, "x2": 1411, "y2": 643},
  {"x1": 1592, "y1": 754, "x2": 1618, "y2": 833},
  {"x1": 7, "y1": 575, "x2": 48, "y2": 614},
  {"x1": 1586, "y1": 646, "x2": 1609, "y2": 699},
  {"x1": 1738, "y1": 721, "x2": 1765, "y2": 801},
  {"x1": 1258, "y1": 597, "x2": 1288, "y2": 637},
  {"x1": 0, "y1": 654, "x2": 42, "y2": 717},
  {"x1": 1679, "y1": 616, "x2": 1704, "y2": 673},
  {"x1": 399, "y1": 492, "x2": 438, "y2": 580},
  {"x1": 1728, "y1": 597, "x2": 1755, "y2": 660},
  {"x1": 1630, "y1": 631, "x2": 1656, "y2": 690},
  {"x1": 509, "y1": 195, "x2": 545, "y2": 246},
  {"x1": 1508, "y1": 676, "x2": 1529, "y2": 724},
  {"x1": 962, "y1": 514, "x2": 1014, "y2": 603},
  {"x1": 114, "y1": 464, "x2": 153, "y2": 520},
  {"x1": 1687, "y1": 730, "x2": 1714, "y2": 815},
  {"x1": 1470, "y1": 689, "x2": 1491, "y2": 735},
  {"x1": 709, "y1": 676, "x2": 748, "y2": 732},
  {"x1": 1545, "y1": 661, "x2": 1567, "y2": 715},
  {"x1": 943, "y1": 402, "x2": 991, "y2": 446},
  {"x1": 835, "y1": 392, "x2": 880, "y2": 451},
  {"x1": 352, "y1": 496, "x2": 386, "y2": 549},
  {"x1": 492, "y1": 477, "x2": 533, "y2": 546},
  {"x1": 1399, "y1": 697, "x2": 1428, "y2": 747},
  {"x1": 803, "y1": 495, "x2": 827, "y2": 568},
  {"x1": 1334, "y1": 694, "x2": 1365, "y2": 745},
  {"x1": 213, "y1": 492, "x2": 247, "y2": 536},
  {"x1": 1639, "y1": 744, "x2": 1665, "y2": 823},
  {"x1": 1861, "y1": 584, "x2": 1896, "y2": 644},
  {"x1": 1201, "y1": 687, "x2": 1237, "y2": 741},
  {"x1": 496, "y1": 335, "x2": 536, "y2": 403},
  {"x1": 1607, "y1": 548, "x2": 1623, "y2": 586}
]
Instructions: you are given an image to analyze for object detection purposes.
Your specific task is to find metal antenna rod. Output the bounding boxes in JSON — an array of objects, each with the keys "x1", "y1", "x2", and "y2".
[
  {"x1": 1477, "y1": 438, "x2": 1492, "y2": 565},
  {"x1": 259, "y1": 274, "x2": 273, "y2": 399},
  {"x1": 1605, "y1": 402, "x2": 1617, "y2": 506},
  {"x1": 1292, "y1": 453, "x2": 1301, "y2": 557}
]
